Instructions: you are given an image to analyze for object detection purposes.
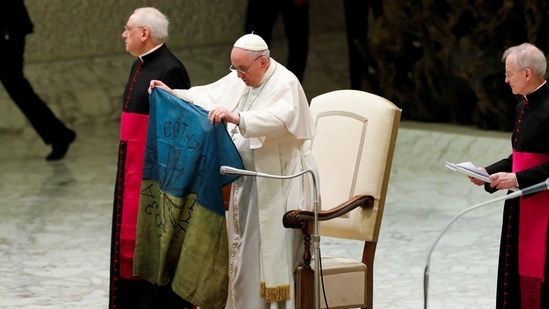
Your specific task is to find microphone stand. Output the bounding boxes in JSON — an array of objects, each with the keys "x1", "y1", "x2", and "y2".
[
  {"x1": 220, "y1": 166, "x2": 321, "y2": 309},
  {"x1": 423, "y1": 179, "x2": 549, "y2": 309}
]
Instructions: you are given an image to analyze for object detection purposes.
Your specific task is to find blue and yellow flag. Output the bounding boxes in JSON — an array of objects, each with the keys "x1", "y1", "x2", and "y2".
[{"x1": 133, "y1": 88, "x2": 243, "y2": 309}]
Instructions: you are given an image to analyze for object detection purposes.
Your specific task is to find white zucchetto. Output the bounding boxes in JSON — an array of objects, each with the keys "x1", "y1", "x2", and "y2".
[{"x1": 233, "y1": 33, "x2": 269, "y2": 51}]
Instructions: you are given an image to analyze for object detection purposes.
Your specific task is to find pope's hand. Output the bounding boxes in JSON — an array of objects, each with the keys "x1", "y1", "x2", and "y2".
[
  {"x1": 148, "y1": 80, "x2": 175, "y2": 95},
  {"x1": 208, "y1": 107, "x2": 240, "y2": 125}
]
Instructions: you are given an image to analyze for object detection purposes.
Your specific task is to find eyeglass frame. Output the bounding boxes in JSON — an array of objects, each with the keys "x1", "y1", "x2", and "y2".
[
  {"x1": 504, "y1": 67, "x2": 529, "y2": 78},
  {"x1": 123, "y1": 25, "x2": 145, "y2": 32},
  {"x1": 229, "y1": 56, "x2": 262, "y2": 75}
]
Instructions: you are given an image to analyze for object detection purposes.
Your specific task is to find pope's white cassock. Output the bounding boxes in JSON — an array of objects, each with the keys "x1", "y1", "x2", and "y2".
[{"x1": 172, "y1": 55, "x2": 316, "y2": 308}]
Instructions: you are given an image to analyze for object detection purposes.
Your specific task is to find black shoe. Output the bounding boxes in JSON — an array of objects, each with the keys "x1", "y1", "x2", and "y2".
[{"x1": 46, "y1": 130, "x2": 76, "y2": 161}]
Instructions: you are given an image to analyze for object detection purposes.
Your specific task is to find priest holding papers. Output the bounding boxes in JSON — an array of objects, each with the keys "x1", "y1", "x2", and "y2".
[
  {"x1": 469, "y1": 43, "x2": 549, "y2": 309},
  {"x1": 149, "y1": 33, "x2": 316, "y2": 309},
  {"x1": 445, "y1": 161, "x2": 491, "y2": 183}
]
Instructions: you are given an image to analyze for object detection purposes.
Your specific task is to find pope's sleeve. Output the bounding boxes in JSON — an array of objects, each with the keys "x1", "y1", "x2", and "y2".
[{"x1": 174, "y1": 89, "x2": 193, "y2": 103}]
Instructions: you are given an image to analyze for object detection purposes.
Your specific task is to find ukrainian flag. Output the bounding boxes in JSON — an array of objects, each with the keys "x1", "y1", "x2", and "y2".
[{"x1": 133, "y1": 88, "x2": 243, "y2": 309}]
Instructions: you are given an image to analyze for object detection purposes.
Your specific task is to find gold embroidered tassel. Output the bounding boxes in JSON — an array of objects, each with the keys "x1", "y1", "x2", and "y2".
[{"x1": 260, "y1": 281, "x2": 291, "y2": 302}]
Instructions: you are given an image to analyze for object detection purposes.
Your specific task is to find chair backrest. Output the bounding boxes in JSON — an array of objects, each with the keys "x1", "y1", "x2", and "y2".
[{"x1": 310, "y1": 89, "x2": 401, "y2": 242}]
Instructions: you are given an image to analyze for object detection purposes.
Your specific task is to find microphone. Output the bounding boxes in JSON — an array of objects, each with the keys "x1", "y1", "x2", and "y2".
[
  {"x1": 521, "y1": 178, "x2": 549, "y2": 195},
  {"x1": 220, "y1": 165, "x2": 323, "y2": 309},
  {"x1": 220, "y1": 165, "x2": 259, "y2": 177},
  {"x1": 423, "y1": 178, "x2": 549, "y2": 309},
  {"x1": 220, "y1": 165, "x2": 315, "y2": 180}
]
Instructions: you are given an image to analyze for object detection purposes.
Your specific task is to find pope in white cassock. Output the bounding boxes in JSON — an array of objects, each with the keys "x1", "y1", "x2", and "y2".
[{"x1": 149, "y1": 33, "x2": 317, "y2": 309}]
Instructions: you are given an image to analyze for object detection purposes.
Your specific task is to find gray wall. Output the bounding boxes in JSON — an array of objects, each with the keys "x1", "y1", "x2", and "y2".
[
  {"x1": 24, "y1": 0, "x2": 345, "y2": 60},
  {"x1": 24, "y1": 0, "x2": 249, "y2": 61},
  {"x1": 1, "y1": 1, "x2": 347, "y2": 132}
]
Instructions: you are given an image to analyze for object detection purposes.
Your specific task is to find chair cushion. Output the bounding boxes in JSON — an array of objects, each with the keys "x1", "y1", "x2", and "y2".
[{"x1": 296, "y1": 256, "x2": 367, "y2": 309}]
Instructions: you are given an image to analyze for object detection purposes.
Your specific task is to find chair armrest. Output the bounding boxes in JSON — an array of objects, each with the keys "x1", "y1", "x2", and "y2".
[{"x1": 283, "y1": 194, "x2": 374, "y2": 229}]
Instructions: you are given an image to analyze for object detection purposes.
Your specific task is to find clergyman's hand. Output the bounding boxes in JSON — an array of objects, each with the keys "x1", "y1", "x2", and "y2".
[
  {"x1": 468, "y1": 167, "x2": 488, "y2": 186},
  {"x1": 489, "y1": 172, "x2": 517, "y2": 190}
]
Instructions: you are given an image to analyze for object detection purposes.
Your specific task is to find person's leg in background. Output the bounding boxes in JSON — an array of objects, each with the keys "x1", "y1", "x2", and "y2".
[
  {"x1": 0, "y1": 32, "x2": 75, "y2": 160},
  {"x1": 244, "y1": 0, "x2": 281, "y2": 46},
  {"x1": 280, "y1": 0, "x2": 309, "y2": 82},
  {"x1": 245, "y1": 0, "x2": 309, "y2": 82},
  {"x1": 343, "y1": 0, "x2": 383, "y2": 91}
]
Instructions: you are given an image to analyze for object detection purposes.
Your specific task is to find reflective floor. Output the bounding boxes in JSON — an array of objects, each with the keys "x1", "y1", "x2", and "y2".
[
  {"x1": 0, "y1": 12, "x2": 516, "y2": 307},
  {"x1": 0, "y1": 118, "x2": 513, "y2": 308}
]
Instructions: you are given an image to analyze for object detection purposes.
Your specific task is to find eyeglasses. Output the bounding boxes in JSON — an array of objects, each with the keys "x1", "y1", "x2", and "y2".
[
  {"x1": 229, "y1": 57, "x2": 261, "y2": 75},
  {"x1": 505, "y1": 68, "x2": 528, "y2": 78},
  {"x1": 123, "y1": 25, "x2": 144, "y2": 32}
]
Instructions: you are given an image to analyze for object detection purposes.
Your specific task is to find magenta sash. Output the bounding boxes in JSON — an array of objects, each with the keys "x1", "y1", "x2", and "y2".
[
  {"x1": 119, "y1": 112, "x2": 149, "y2": 278},
  {"x1": 513, "y1": 151, "x2": 549, "y2": 307}
]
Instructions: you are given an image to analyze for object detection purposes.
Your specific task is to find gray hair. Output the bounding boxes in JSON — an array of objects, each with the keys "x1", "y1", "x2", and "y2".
[
  {"x1": 246, "y1": 49, "x2": 270, "y2": 60},
  {"x1": 502, "y1": 43, "x2": 547, "y2": 77},
  {"x1": 132, "y1": 7, "x2": 169, "y2": 43}
]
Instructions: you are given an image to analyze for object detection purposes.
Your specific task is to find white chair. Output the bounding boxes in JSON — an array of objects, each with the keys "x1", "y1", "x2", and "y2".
[{"x1": 283, "y1": 89, "x2": 401, "y2": 309}]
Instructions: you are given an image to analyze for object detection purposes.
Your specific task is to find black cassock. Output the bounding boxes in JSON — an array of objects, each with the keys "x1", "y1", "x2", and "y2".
[
  {"x1": 109, "y1": 44, "x2": 192, "y2": 309},
  {"x1": 485, "y1": 82, "x2": 549, "y2": 308}
]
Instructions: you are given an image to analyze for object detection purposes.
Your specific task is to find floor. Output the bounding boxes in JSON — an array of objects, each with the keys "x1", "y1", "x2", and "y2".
[
  {"x1": 0, "y1": 26, "x2": 516, "y2": 309},
  {"x1": 0, "y1": 116, "x2": 514, "y2": 308}
]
